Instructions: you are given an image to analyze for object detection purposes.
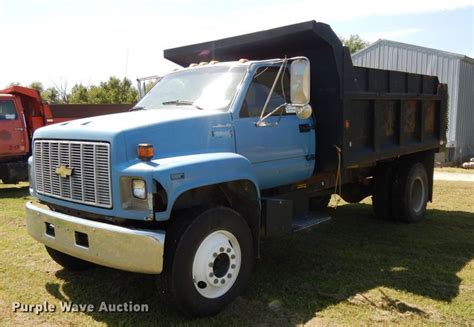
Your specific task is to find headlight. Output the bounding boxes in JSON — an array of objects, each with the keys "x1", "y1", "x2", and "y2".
[{"x1": 132, "y1": 179, "x2": 147, "y2": 199}]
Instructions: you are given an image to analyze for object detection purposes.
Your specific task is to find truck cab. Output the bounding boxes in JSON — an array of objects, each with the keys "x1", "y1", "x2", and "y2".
[
  {"x1": 25, "y1": 56, "x2": 316, "y2": 315},
  {"x1": 0, "y1": 94, "x2": 29, "y2": 158},
  {"x1": 0, "y1": 93, "x2": 31, "y2": 183}
]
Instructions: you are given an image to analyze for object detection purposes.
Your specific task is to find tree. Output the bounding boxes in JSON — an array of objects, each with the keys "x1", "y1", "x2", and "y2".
[
  {"x1": 51, "y1": 79, "x2": 69, "y2": 104},
  {"x1": 7, "y1": 77, "x2": 138, "y2": 104},
  {"x1": 29, "y1": 81, "x2": 44, "y2": 94},
  {"x1": 42, "y1": 87, "x2": 62, "y2": 104},
  {"x1": 106, "y1": 77, "x2": 138, "y2": 104},
  {"x1": 69, "y1": 84, "x2": 89, "y2": 104},
  {"x1": 145, "y1": 80, "x2": 158, "y2": 94},
  {"x1": 68, "y1": 77, "x2": 138, "y2": 104},
  {"x1": 340, "y1": 34, "x2": 370, "y2": 54}
]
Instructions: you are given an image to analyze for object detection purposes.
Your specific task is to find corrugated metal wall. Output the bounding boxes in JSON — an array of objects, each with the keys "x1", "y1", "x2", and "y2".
[
  {"x1": 352, "y1": 41, "x2": 474, "y2": 162},
  {"x1": 457, "y1": 58, "x2": 474, "y2": 162}
]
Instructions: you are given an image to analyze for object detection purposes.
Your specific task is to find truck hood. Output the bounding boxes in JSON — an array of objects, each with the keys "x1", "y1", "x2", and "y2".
[
  {"x1": 36, "y1": 109, "x2": 218, "y2": 134},
  {"x1": 33, "y1": 109, "x2": 235, "y2": 162}
]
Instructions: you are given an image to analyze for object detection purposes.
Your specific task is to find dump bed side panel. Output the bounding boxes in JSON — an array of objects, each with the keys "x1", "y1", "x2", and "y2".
[{"x1": 342, "y1": 64, "x2": 448, "y2": 168}]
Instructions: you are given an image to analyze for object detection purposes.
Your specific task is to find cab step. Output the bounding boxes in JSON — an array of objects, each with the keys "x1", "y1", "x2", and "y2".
[{"x1": 292, "y1": 211, "x2": 332, "y2": 232}]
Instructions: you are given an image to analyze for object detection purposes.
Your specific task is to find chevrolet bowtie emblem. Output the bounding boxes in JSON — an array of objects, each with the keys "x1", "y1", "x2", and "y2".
[{"x1": 55, "y1": 165, "x2": 73, "y2": 178}]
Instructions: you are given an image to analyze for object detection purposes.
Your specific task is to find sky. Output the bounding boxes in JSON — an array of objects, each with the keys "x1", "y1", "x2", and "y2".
[{"x1": 0, "y1": 0, "x2": 473, "y2": 89}]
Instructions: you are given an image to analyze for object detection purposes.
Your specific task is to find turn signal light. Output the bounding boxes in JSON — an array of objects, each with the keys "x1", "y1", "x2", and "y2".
[{"x1": 138, "y1": 144, "x2": 154, "y2": 161}]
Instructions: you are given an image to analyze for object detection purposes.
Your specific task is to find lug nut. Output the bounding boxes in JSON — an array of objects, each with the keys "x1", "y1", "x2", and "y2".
[
  {"x1": 221, "y1": 279, "x2": 225, "y2": 284},
  {"x1": 227, "y1": 273, "x2": 232, "y2": 278},
  {"x1": 220, "y1": 247, "x2": 224, "y2": 252},
  {"x1": 213, "y1": 252, "x2": 217, "y2": 258},
  {"x1": 231, "y1": 254, "x2": 236, "y2": 259},
  {"x1": 209, "y1": 272, "x2": 214, "y2": 277},
  {"x1": 209, "y1": 262, "x2": 213, "y2": 267},
  {"x1": 231, "y1": 264, "x2": 236, "y2": 269},
  {"x1": 214, "y1": 279, "x2": 218, "y2": 284},
  {"x1": 226, "y1": 248, "x2": 231, "y2": 253}
]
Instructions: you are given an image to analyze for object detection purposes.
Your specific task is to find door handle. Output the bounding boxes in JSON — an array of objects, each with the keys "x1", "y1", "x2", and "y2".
[{"x1": 299, "y1": 124, "x2": 313, "y2": 133}]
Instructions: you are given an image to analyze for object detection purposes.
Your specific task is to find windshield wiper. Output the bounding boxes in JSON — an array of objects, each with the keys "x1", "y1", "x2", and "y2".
[
  {"x1": 162, "y1": 100, "x2": 204, "y2": 110},
  {"x1": 129, "y1": 106, "x2": 146, "y2": 111}
]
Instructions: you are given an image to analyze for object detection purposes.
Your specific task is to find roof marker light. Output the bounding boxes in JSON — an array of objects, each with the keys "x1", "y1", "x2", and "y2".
[{"x1": 138, "y1": 144, "x2": 154, "y2": 161}]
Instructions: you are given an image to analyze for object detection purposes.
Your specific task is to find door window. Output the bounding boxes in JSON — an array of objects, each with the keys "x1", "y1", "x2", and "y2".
[
  {"x1": 0, "y1": 100, "x2": 17, "y2": 120},
  {"x1": 240, "y1": 66, "x2": 291, "y2": 118}
]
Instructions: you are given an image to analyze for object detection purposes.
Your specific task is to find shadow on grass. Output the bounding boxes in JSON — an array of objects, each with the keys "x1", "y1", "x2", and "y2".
[
  {"x1": 0, "y1": 185, "x2": 29, "y2": 199},
  {"x1": 44, "y1": 204, "x2": 474, "y2": 325}
]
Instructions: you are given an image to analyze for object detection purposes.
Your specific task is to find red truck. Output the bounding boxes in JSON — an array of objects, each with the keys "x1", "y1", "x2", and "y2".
[{"x1": 0, "y1": 86, "x2": 131, "y2": 184}]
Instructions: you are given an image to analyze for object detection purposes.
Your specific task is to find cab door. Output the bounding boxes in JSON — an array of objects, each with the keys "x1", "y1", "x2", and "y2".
[
  {"x1": 233, "y1": 65, "x2": 315, "y2": 190},
  {"x1": 0, "y1": 97, "x2": 28, "y2": 158}
]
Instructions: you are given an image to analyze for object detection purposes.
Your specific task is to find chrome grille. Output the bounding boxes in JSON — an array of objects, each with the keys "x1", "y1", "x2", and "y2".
[{"x1": 34, "y1": 140, "x2": 112, "y2": 208}]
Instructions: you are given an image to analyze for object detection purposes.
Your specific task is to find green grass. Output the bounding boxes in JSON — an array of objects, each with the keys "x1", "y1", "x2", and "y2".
[{"x1": 0, "y1": 181, "x2": 473, "y2": 326}]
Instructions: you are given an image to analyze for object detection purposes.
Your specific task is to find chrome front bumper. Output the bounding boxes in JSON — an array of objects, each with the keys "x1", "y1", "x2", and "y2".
[{"x1": 25, "y1": 201, "x2": 165, "y2": 274}]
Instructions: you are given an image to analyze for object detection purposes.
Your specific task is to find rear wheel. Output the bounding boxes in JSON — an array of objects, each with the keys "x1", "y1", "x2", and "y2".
[
  {"x1": 391, "y1": 162, "x2": 428, "y2": 223},
  {"x1": 45, "y1": 246, "x2": 95, "y2": 271},
  {"x1": 165, "y1": 207, "x2": 254, "y2": 317}
]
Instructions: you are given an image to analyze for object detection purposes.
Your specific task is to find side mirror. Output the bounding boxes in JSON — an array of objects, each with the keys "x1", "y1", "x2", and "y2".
[
  {"x1": 290, "y1": 59, "x2": 310, "y2": 105},
  {"x1": 290, "y1": 59, "x2": 312, "y2": 120}
]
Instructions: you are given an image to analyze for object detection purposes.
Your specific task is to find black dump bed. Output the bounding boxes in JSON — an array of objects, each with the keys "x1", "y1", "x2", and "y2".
[{"x1": 164, "y1": 21, "x2": 448, "y2": 172}]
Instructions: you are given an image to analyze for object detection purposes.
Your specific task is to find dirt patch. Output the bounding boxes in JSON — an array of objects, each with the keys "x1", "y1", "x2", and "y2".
[{"x1": 347, "y1": 289, "x2": 432, "y2": 319}]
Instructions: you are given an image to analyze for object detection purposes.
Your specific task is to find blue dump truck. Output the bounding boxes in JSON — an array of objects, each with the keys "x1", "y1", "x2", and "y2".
[{"x1": 25, "y1": 21, "x2": 448, "y2": 316}]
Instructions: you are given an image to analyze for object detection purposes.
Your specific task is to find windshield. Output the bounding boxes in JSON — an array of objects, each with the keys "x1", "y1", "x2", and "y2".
[
  {"x1": 0, "y1": 100, "x2": 17, "y2": 120},
  {"x1": 136, "y1": 65, "x2": 247, "y2": 111}
]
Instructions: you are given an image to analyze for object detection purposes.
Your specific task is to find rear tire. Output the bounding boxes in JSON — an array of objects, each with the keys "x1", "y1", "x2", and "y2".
[
  {"x1": 372, "y1": 165, "x2": 394, "y2": 221},
  {"x1": 165, "y1": 207, "x2": 254, "y2": 317},
  {"x1": 391, "y1": 162, "x2": 428, "y2": 223},
  {"x1": 45, "y1": 246, "x2": 95, "y2": 271}
]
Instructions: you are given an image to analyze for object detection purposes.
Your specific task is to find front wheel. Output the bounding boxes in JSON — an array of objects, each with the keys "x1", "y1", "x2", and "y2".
[{"x1": 166, "y1": 207, "x2": 254, "y2": 317}]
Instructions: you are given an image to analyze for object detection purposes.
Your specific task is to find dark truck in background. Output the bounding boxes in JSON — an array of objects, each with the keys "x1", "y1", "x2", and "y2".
[{"x1": 25, "y1": 21, "x2": 447, "y2": 316}]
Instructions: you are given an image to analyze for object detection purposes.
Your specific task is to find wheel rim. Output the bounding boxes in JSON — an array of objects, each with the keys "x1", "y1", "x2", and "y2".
[
  {"x1": 410, "y1": 176, "x2": 425, "y2": 214},
  {"x1": 192, "y1": 230, "x2": 241, "y2": 299}
]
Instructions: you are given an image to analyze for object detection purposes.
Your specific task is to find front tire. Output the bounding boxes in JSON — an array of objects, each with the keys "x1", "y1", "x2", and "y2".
[
  {"x1": 45, "y1": 246, "x2": 95, "y2": 271},
  {"x1": 166, "y1": 207, "x2": 254, "y2": 317}
]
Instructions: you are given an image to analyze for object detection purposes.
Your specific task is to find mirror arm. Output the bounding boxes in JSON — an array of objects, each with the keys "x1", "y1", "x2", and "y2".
[
  {"x1": 257, "y1": 103, "x2": 287, "y2": 124},
  {"x1": 258, "y1": 58, "x2": 287, "y2": 122}
]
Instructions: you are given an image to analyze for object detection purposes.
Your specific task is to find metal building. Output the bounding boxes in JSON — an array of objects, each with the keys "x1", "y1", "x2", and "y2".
[{"x1": 352, "y1": 40, "x2": 474, "y2": 163}]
